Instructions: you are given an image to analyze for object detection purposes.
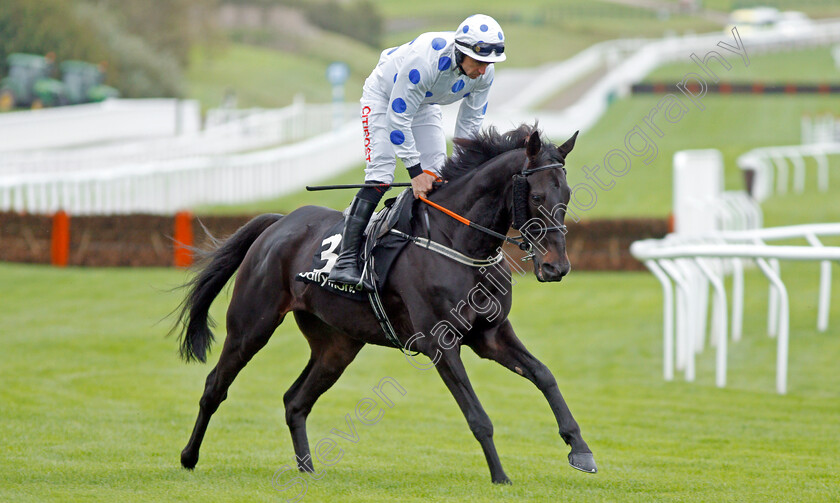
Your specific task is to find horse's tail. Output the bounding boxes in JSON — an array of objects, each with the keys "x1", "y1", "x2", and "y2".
[{"x1": 172, "y1": 213, "x2": 284, "y2": 363}]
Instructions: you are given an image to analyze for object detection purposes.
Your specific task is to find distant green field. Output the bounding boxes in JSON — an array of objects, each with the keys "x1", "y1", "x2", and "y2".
[
  {"x1": 669, "y1": 0, "x2": 840, "y2": 19},
  {"x1": 2, "y1": 257, "x2": 839, "y2": 502},
  {"x1": 562, "y1": 94, "x2": 840, "y2": 223},
  {"x1": 186, "y1": 42, "x2": 377, "y2": 110},
  {"x1": 380, "y1": 2, "x2": 720, "y2": 68},
  {"x1": 644, "y1": 46, "x2": 840, "y2": 83},
  {"x1": 186, "y1": 0, "x2": 722, "y2": 109}
]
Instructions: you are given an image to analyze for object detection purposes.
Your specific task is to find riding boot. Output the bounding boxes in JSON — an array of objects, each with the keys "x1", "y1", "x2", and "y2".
[{"x1": 328, "y1": 197, "x2": 378, "y2": 287}]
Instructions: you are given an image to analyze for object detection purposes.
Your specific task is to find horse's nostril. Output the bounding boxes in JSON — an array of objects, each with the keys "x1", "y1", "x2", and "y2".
[{"x1": 541, "y1": 262, "x2": 570, "y2": 280}]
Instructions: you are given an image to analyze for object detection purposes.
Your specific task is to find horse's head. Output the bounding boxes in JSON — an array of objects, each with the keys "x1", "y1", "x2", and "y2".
[{"x1": 514, "y1": 129, "x2": 577, "y2": 282}]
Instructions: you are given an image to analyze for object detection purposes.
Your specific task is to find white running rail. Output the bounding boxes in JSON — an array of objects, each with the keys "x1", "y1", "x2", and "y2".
[
  {"x1": 737, "y1": 142, "x2": 840, "y2": 202},
  {"x1": 0, "y1": 102, "x2": 357, "y2": 175},
  {"x1": 0, "y1": 122, "x2": 362, "y2": 215},
  {"x1": 631, "y1": 222, "x2": 840, "y2": 394}
]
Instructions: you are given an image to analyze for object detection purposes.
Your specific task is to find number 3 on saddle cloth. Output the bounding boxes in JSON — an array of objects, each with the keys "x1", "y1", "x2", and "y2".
[{"x1": 295, "y1": 189, "x2": 414, "y2": 300}]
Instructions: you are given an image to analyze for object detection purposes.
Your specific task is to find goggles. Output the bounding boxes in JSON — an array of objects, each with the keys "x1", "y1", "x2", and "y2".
[{"x1": 455, "y1": 40, "x2": 505, "y2": 57}]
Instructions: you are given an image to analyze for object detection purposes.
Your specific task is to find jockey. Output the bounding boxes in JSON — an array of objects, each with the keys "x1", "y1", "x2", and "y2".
[{"x1": 329, "y1": 14, "x2": 506, "y2": 287}]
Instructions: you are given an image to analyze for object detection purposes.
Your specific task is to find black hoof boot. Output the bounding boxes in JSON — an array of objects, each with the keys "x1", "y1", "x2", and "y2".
[
  {"x1": 328, "y1": 197, "x2": 377, "y2": 286},
  {"x1": 568, "y1": 452, "x2": 597, "y2": 473}
]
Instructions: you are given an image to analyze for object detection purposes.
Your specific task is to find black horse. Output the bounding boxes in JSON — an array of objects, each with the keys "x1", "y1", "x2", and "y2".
[{"x1": 173, "y1": 124, "x2": 596, "y2": 484}]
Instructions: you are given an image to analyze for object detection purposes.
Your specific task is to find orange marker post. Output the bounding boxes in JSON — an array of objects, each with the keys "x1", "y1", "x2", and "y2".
[
  {"x1": 174, "y1": 211, "x2": 194, "y2": 268},
  {"x1": 51, "y1": 210, "x2": 70, "y2": 267}
]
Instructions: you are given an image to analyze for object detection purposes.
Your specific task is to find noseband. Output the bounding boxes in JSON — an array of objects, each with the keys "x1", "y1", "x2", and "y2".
[{"x1": 511, "y1": 159, "x2": 568, "y2": 260}]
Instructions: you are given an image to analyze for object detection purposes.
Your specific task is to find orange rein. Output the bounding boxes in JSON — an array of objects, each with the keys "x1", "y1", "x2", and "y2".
[{"x1": 418, "y1": 196, "x2": 471, "y2": 226}]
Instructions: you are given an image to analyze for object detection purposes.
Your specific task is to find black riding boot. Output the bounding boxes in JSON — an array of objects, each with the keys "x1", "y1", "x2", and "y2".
[{"x1": 328, "y1": 197, "x2": 378, "y2": 286}]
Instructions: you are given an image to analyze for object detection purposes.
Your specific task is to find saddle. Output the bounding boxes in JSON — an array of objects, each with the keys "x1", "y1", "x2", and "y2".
[{"x1": 295, "y1": 189, "x2": 415, "y2": 300}]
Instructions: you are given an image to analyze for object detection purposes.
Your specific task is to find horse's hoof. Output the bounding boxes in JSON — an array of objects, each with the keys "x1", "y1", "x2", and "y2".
[
  {"x1": 568, "y1": 452, "x2": 597, "y2": 473},
  {"x1": 492, "y1": 476, "x2": 512, "y2": 485},
  {"x1": 181, "y1": 450, "x2": 198, "y2": 470}
]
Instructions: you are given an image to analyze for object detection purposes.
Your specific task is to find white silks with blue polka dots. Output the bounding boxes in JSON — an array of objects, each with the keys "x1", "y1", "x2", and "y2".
[{"x1": 360, "y1": 30, "x2": 493, "y2": 183}]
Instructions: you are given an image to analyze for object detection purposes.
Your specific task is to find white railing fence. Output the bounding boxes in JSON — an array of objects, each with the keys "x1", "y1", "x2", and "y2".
[
  {"x1": 631, "y1": 223, "x2": 840, "y2": 394},
  {"x1": 0, "y1": 101, "x2": 357, "y2": 175},
  {"x1": 801, "y1": 114, "x2": 840, "y2": 145},
  {"x1": 0, "y1": 99, "x2": 202, "y2": 153},
  {"x1": 737, "y1": 142, "x2": 840, "y2": 202},
  {"x1": 673, "y1": 149, "x2": 763, "y2": 236},
  {"x1": 0, "y1": 122, "x2": 362, "y2": 215}
]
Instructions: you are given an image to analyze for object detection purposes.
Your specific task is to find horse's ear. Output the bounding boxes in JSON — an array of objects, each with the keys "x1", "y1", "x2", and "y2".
[
  {"x1": 557, "y1": 130, "x2": 579, "y2": 159},
  {"x1": 525, "y1": 130, "x2": 541, "y2": 158}
]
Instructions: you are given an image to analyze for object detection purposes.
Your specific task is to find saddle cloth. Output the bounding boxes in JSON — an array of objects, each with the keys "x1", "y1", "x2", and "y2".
[{"x1": 295, "y1": 189, "x2": 414, "y2": 300}]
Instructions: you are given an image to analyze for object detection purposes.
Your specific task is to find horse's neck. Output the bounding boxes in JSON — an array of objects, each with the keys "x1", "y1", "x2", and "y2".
[{"x1": 426, "y1": 151, "x2": 521, "y2": 258}]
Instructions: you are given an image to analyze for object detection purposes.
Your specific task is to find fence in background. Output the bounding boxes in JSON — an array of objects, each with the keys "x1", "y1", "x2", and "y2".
[
  {"x1": 0, "y1": 99, "x2": 201, "y2": 153},
  {"x1": 802, "y1": 114, "x2": 840, "y2": 144},
  {"x1": 631, "y1": 223, "x2": 840, "y2": 395},
  {"x1": 638, "y1": 148, "x2": 837, "y2": 394},
  {"x1": 736, "y1": 142, "x2": 840, "y2": 201},
  {"x1": 0, "y1": 101, "x2": 357, "y2": 175},
  {"x1": 0, "y1": 122, "x2": 361, "y2": 215},
  {"x1": 673, "y1": 149, "x2": 763, "y2": 236}
]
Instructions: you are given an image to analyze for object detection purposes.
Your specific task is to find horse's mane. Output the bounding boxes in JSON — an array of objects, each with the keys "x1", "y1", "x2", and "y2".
[{"x1": 440, "y1": 123, "x2": 541, "y2": 182}]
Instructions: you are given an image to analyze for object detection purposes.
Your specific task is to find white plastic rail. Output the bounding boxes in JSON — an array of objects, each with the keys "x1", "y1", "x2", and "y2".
[{"x1": 631, "y1": 224, "x2": 840, "y2": 394}]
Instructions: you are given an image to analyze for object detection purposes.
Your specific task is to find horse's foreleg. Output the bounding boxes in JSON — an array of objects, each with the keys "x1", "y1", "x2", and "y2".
[
  {"x1": 433, "y1": 348, "x2": 511, "y2": 484},
  {"x1": 468, "y1": 321, "x2": 597, "y2": 474},
  {"x1": 285, "y1": 312, "x2": 364, "y2": 473}
]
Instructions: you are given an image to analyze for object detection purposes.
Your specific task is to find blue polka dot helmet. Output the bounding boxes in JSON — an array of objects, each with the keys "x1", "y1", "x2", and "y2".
[{"x1": 455, "y1": 14, "x2": 506, "y2": 63}]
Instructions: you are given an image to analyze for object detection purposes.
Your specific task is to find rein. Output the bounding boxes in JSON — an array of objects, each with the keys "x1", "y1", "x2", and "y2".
[
  {"x1": 418, "y1": 196, "x2": 529, "y2": 251},
  {"x1": 418, "y1": 159, "x2": 568, "y2": 261},
  {"x1": 390, "y1": 229, "x2": 505, "y2": 267}
]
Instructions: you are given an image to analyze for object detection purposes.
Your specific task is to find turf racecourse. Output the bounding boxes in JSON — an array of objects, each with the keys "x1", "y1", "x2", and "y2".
[{"x1": 2, "y1": 260, "x2": 839, "y2": 502}]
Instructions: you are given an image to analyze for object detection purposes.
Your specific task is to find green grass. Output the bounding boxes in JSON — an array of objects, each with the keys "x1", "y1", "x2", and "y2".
[
  {"x1": 561, "y1": 94, "x2": 840, "y2": 222},
  {"x1": 667, "y1": 0, "x2": 840, "y2": 19},
  {"x1": 186, "y1": 42, "x2": 377, "y2": 110},
  {"x1": 185, "y1": 1, "x2": 721, "y2": 109},
  {"x1": 645, "y1": 46, "x2": 840, "y2": 83},
  {"x1": 2, "y1": 257, "x2": 839, "y2": 501},
  {"x1": 380, "y1": 1, "x2": 720, "y2": 68}
]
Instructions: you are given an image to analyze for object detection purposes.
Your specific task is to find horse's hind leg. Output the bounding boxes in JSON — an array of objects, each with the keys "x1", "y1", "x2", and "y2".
[
  {"x1": 284, "y1": 311, "x2": 364, "y2": 473},
  {"x1": 180, "y1": 289, "x2": 289, "y2": 469}
]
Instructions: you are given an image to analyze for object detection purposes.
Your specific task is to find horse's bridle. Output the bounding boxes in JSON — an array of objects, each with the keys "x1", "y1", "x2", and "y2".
[
  {"x1": 511, "y1": 159, "x2": 568, "y2": 260},
  {"x1": 416, "y1": 157, "x2": 569, "y2": 262}
]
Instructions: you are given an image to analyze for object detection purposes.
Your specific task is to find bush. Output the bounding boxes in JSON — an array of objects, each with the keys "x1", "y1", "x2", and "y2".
[
  {"x1": 0, "y1": 0, "x2": 186, "y2": 98},
  {"x1": 302, "y1": 1, "x2": 383, "y2": 48},
  {"x1": 74, "y1": 3, "x2": 185, "y2": 98},
  {"x1": 0, "y1": 0, "x2": 106, "y2": 76}
]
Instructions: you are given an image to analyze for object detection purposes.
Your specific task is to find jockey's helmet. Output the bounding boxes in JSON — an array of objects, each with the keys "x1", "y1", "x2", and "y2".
[{"x1": 454, "y1": 14, "x2": 506, "y2": 63}]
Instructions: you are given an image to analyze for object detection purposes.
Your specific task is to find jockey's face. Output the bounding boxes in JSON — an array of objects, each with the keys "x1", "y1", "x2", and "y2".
[{"x1": 461, "y1": 55, "x2": 490, "y2": 79}]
